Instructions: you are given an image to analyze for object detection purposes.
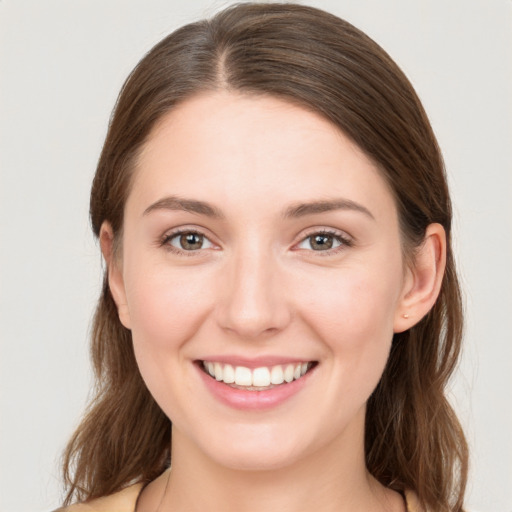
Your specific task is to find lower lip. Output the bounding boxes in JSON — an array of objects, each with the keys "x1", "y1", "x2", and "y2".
[{"x1": 196, "y1": 364, "x2": 314, "y2": 410}]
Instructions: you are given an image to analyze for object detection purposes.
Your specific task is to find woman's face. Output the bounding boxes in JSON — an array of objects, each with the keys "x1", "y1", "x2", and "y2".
[{"x1": 109, "y1": 91, "x2": 412, "y2": 471}]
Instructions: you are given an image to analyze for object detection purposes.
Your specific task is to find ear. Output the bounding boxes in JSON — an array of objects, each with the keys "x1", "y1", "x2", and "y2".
[
  {"x1": 394, "y1": 223, "x2": 446, "y2": 333},
  {"x1": 100, "y1": 222, "x2": 132, "y2": 329}
]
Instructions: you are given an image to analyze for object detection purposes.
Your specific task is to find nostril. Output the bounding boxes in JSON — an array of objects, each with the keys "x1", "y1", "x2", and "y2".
[{"x1": 214, "y1": 265, "x2": 292, "y2": 338}]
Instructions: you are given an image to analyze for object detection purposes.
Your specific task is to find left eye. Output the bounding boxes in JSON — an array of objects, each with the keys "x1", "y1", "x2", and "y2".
[
  {"x1": 167, "y1": 232, "x2": 214, "y2": 251},
  {"x1": 297, "y1": 233, "x2": 345, "y2": 251}
]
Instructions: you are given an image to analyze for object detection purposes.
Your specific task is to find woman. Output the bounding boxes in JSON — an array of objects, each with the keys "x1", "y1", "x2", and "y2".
[{"x1": 58, "y1": 3, "x2": 468, "y2": 511}]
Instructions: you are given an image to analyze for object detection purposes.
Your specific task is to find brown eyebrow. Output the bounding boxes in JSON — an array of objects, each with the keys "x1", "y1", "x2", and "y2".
[
  {"x1": 283, "y1": 198, "x2": 375, "y2": 220},
  {"x1": 143, "y1": 196, "x2": 225, "y2": 219},
  {"x1": 143, "y1": 195, "x2": 374, "y2": 221}
]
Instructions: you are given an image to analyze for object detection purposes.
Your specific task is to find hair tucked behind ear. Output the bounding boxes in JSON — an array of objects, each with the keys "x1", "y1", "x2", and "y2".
[
  {"x1": 365, "y1": 255, "x2": 467, "y2": 511},
  {"x1": 62, "y1": 4, "x2": 468, "y2": 510},
  {"x1": 62, "y1": 280, "x2": 171, "y2": 502}
]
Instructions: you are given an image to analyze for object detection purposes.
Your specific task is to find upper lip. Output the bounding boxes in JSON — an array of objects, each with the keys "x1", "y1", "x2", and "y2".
[{"x1": 197, "y1": 355, "x2": 317, "y2": 369}]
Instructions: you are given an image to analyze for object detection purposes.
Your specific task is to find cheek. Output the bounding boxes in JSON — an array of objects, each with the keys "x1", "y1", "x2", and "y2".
[
  {"x1": 123, "y1": 263, "x2": 216, "y2": 421},
  {"x1": 125, "y1": 263, "x2": 212, "y2": 348},
  {"x1": 295, "y1": 256, "x2": 404, "y2": 400},
  {"x1": 296, "y1": 266, "x2": 402, "y2": 425},
  {"x1": 300, "y1": 267, "x2": 401, "y2": 346}
]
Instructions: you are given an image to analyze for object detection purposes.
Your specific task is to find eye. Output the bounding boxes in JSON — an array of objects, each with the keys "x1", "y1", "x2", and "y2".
[
  {"x1": 296, "y1": 231, "x2": 350, "y2": 252},
  {"x1": 165, "y1": 231, "x2": 214, "y2": 251}
]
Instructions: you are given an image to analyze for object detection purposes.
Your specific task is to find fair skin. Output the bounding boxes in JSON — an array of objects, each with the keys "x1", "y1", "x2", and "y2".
[{"x1": 101, "y1": 91, "x2": 446, "y2": 512}]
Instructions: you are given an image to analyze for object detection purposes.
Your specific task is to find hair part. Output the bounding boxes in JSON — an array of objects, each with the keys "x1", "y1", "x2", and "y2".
[{"x1": 63, "y1": 4, "x2": 468, "y2": 510}]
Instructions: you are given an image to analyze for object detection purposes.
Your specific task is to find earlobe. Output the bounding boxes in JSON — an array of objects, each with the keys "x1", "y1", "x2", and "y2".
[
  {"x1": 99, "y1": 222, "x2": 132, "y2": 329},
  {"x1": 394, "y1": 223, "x2": 446, "y2": 333}
]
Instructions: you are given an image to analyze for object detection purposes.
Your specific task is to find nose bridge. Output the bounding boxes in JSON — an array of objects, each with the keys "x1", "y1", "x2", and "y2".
[{"x1": 217, "y1": 239, "x2": 290, "y2": 339}]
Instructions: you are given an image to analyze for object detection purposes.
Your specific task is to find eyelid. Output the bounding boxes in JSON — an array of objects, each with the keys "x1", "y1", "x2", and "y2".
[
  {"x1": 292, "y1": 227, "x2": 354, "y2": 254},
  {"x1": 160, "y1": 226, "x2": 219, "y2": 256},
  {"x1": 158, "y1": 225, "x2": 353, "y2": 256}
]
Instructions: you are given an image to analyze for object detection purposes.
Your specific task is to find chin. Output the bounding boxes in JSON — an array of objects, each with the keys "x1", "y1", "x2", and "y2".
[
  {"x1": 209, "y1": 447, "x2": 304, "y2": 472},
  {"x1": 195, "y1": 424, "x2": 314, "y2": 472}
]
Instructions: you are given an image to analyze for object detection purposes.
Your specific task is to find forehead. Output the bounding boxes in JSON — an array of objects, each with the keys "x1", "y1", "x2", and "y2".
[{"x1": 129, "y1": 91, "x2": 396, "y2": 220}]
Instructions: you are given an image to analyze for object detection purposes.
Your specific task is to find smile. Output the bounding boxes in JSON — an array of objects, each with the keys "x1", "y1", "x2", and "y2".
[{"x1": 201, "y1": 361, "x2": 315, "y2": 390}]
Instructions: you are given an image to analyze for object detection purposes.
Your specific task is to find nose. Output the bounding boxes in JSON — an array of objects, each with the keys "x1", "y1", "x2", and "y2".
[{"x1": 215, "y1": 245, "x2": 292, "y2": 340}]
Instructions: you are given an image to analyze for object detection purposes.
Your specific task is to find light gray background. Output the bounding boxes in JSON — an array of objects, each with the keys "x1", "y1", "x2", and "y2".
[{"x1": 1, "y1": 1, "x2": 510, "y2": 511}]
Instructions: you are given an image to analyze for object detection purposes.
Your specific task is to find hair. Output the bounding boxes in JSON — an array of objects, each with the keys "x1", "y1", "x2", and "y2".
[{"x1": 62, "y1": 3, "x2": 468, "y2": 510}]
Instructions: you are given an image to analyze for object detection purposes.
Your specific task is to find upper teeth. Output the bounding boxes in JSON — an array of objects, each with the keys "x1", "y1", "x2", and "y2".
[{"x1": 203, "y1": 361, "x2": 310, "y2": 387}]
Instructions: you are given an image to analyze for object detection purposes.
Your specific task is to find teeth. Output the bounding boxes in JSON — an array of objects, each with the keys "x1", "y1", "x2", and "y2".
[
  {"x1": 284, "y1": 364, "x2": 294, "y2": 383},
  {"x1": 234, "y1": 366, "x2": 252, "y2": 386},
  {"x1": 223, "y1": 364, "x2": 235, "y2": 384},
  {"x1": 270, "y1": 365, "x2": 284, "y2": 385},
  {"x1": 252, "y1": 367, "x2": 270, "y2": 387},
  {"x1": 202, "y1": 361, "x2": 312, "y2": 388}
]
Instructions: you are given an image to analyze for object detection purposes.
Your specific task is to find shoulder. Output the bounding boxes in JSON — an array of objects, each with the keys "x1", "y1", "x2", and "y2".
[
  {"x1": 404, "y1": 489, "x2": 426, "y2": 512},
  {"x1": 53, "y1": 483, "x2": 143, "y2": 512},
  {"x1": 54, "y1": 483, "x2": 423, "y2": 512}
]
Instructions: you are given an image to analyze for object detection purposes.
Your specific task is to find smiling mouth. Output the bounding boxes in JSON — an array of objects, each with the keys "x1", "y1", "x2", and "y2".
[{"x1": 199, "y1": 361, "x2": 317, "y2": 391}]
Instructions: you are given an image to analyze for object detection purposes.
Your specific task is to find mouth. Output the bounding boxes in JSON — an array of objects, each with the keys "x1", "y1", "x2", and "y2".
[{"x1": 199, "y1": 360, "x2": 318, "y2": 391}]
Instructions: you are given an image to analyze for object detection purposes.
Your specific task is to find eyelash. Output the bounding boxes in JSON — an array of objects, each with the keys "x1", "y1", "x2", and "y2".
[
  {"x1": 160, "y1": 228, "x2": 353, "y2": 256},
  {"x1": 296, "y1": 229, "x2": 353, "y2": 256},
  {"x1": 160, "y1": 228, "x2": 213, "y2": 257}
]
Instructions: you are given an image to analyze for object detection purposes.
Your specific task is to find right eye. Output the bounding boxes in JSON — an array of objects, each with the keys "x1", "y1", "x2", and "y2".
[
  {"x1": 297, "y1": 233, "x2": 344, "y2": 251},
  {"x1": 164, "y1": 231, "x2": 214, "y2": 252}
]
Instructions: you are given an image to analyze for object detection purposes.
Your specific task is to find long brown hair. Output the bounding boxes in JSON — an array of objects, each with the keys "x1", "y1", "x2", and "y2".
[{"x1": 62, "y1": 3, "x2": 468, "y2": 510}]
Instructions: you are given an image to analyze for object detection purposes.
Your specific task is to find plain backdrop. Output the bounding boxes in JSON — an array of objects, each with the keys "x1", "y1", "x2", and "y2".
[{"x1": 1, "y1": 1, "x2": 511, "y2": 511}]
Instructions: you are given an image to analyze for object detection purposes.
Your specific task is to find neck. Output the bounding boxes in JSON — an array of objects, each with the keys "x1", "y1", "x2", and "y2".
[{"x1": 140, "y1": 413, "x2": 403, "y2": 512}]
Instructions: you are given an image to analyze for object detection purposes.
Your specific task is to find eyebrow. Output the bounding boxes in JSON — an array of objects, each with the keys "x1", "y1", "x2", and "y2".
[
  {"x1": 143, "y1": 195, "x2": 374, "y2": 221},
  {"x1": 143, "y1": 196, "x2": 225, "y2": 219},
  {"x1": 283, "y1": 198, "x2": 375, "y2": 220}
]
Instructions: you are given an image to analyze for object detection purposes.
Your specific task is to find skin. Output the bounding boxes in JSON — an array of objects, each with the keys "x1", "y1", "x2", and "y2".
[{"x1": 101, "y1": 91, "x2": 446, "y2": 512}]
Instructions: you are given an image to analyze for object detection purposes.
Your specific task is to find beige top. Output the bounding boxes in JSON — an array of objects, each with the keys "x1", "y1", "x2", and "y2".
[{"x1": 55, "y1": 483, "x2": 425, "y2": 512}]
